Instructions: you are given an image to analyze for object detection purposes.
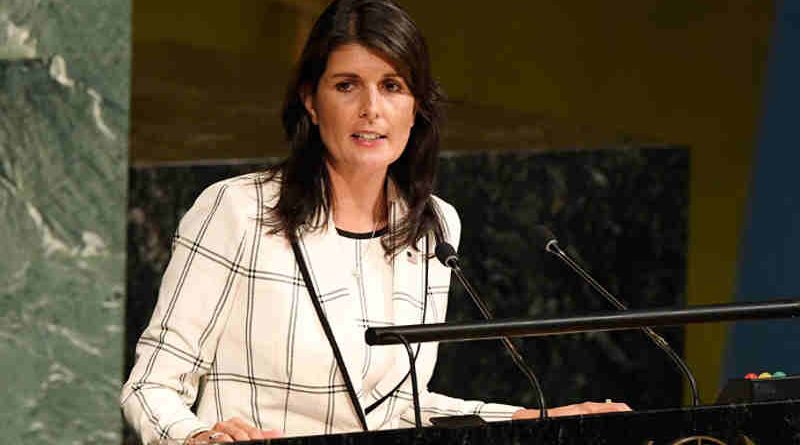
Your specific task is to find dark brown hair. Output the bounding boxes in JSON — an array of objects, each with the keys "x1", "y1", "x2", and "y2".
[{"x1": 263, "y1": 0, "x2": 446, "y2": 256}]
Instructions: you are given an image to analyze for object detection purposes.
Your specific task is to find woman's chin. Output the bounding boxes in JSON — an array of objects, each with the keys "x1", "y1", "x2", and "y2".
[{"x1": 329, "y1": 153, "x2": 402, "y2": 176}]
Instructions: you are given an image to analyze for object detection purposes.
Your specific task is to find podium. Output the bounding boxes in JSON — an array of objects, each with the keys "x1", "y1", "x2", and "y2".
[
  {"x1": 257, "y1": 400, "x2": 800, "y2": 444},
  {"x1": 218, "y1": 301, "x2": 800, "y2": 444}
]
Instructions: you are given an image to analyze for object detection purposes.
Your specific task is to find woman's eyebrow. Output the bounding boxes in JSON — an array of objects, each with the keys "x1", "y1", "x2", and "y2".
[
  {"x1": 329, "y1": 72, "x2": 361, "y2": 79},
  {"x1": 328, "y1": 71, "x2": 402, "y2": 79}
]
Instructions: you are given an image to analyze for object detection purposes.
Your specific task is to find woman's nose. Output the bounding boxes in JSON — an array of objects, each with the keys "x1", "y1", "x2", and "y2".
[{"x1": 358, "y1": 87, "x2": 380, "y2": 120}]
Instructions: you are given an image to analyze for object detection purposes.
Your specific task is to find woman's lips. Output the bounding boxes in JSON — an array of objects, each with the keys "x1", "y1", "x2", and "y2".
[{"x1": 351, "y1": 132, "x2": 387, "y2": 147}]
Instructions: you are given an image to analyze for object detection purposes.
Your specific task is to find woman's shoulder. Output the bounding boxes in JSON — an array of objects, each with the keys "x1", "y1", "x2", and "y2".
[
  {"x1": 183, "y1": 171, "x2": 281, "y2": 225},
  {"x1": 430, "y1": 194, "x2": 459, "y2": 221},
  {"x1": 429, "y1": 194, "x2": 461, "y2": 246},
  {"x1": 196, "y1": 171, "x2": 280, "y2": 205},
  {"x1": 211, "y1": 170, "x2": 281, "y2": 192}
]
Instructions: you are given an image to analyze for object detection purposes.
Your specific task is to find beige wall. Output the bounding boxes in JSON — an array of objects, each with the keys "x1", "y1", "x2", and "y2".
[{"x1": 132, "y1": 0, "x2": 775, "y2": 401}]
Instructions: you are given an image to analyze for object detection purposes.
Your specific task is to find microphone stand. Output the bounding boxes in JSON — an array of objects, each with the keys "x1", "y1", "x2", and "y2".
[
  {"x1": 448, "y1": 260, "x2": 549, "y2": 420},
  {"x1": 384, "y1": 333, "x2": 423, "y2": 430},
  {"x1": 542, "y1": 236, "x2": 701, "y2": 407}
]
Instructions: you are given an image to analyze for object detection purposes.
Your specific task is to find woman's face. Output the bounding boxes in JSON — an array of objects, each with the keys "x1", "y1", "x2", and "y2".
[{"x1": 304, "y1": 43, "x2": 416, "y2": 177}]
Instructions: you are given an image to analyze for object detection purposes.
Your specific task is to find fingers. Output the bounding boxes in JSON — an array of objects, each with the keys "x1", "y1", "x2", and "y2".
[
  {"x1": 262, "y1": 429, "x2": 283, "y2": 439},
  {"x1": 607, "y1": 402, "x2": 632, "y2": 412},
  {"x1": 512, "y1": 401, "x2": 633, "y2": 420},
  {"x1": 548, "y1": 401, "x2": 632, "y2": 417},
  {"x1": 579, "y1": 401, "x2": 631, "y2": 414},
  {"x1": 229, "y1": 417, "x2": 266, "y2": 440},
  {"x1": 189, "y1": 430, "x2": 233, "y2": 444},
  {"x1": 207, "y1": 421, "x2": 240, "y2": 441},
  {"x1": 193, "y1": 417, "x2": 283, "y2": 443}
]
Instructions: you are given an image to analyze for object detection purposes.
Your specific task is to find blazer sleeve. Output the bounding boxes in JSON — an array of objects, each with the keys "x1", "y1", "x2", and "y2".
[
  {"x1": 401, "y1": 197, "x2": 522, "y2": 424},
  {"x1": 120, "y1": 181, "x2": 250, "y2": 444},
  {"x1": 405, "y1": 391, "x2": 522, "y2": 424}
]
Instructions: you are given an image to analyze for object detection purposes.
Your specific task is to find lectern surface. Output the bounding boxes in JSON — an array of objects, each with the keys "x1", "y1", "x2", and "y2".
[{"x1": 219, "y1": 400, "x2": 800, "y2": 444}]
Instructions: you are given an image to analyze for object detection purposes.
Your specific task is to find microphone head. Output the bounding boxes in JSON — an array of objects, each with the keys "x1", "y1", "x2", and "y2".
[
  {"x1": 434, "y1": 242, "x2": 459, "y2": 268},
  {"x1": 532, "y1": 225, "x2": 556, "y2": 246},
  {"x1": 532, "y1": 225, "x2": 559, "y2": 253}
]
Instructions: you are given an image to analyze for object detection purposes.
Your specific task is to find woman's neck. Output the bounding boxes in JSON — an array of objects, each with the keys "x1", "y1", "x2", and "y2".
[{"x1": 327, "y1": 163, "x2": 387, "y2": 233}]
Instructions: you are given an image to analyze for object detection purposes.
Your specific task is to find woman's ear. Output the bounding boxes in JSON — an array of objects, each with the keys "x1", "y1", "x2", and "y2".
[{"x1": 301, "y1": 85, "x2": 318, "y2": 125}]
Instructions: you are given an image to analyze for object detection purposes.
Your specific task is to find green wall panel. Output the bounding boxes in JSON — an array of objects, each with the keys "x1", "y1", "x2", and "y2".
[{"x1": 0, "y1": 0, "x2": 129, "y2": 443}]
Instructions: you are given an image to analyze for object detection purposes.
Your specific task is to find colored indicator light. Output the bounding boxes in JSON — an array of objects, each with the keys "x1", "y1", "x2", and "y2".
[
  {"x1": 758, "y1": 372, "x2": 772, "y2": 379},
  {"x1": 773, "y1": 371, "x2": 787, "y2": 378},
  {"x1": 745, "y1": 373, "x2": 758, "y2": 380}
]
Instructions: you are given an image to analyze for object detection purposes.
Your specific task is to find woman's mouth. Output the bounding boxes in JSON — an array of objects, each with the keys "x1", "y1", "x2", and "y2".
[
  {"x1": 352, "y1": 132, "x2": 386, "y2": 141},
  {"x1": 351, "y1": 132, "x2": 387, "y2": 146}
]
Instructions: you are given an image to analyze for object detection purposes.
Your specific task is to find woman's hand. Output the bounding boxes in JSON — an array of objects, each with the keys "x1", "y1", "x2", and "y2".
[
  {"x1": 189, "y1": 417, "x2": 283, "y2": 443},
  {"x1": 512, "y1": 401, "x2": 631, "y2": 420}
]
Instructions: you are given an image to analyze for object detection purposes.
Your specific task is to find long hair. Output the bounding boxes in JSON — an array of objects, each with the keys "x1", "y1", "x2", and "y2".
[{"x1": 262, "y1": 0, "x2": 446, "y2": 256}]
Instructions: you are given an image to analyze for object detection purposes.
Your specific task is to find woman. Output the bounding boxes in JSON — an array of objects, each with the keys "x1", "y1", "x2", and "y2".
[{"x1": 121, "y1": 1, "x2": 628, "y2": 443}]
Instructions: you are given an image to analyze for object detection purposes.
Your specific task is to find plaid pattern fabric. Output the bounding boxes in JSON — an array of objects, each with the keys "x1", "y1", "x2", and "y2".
[{"x1": 121, "y1": 174, "x2": 520, "y2": 444}]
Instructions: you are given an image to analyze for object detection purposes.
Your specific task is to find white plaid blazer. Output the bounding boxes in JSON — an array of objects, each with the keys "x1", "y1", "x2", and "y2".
[{"x1": 121, "y1": 173, "x2": 520, "y2": 444}]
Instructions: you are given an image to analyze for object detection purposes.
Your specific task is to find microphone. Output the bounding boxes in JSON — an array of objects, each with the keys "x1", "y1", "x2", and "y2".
[
  {"x1": 435, "y1": 242, "x2": 548, "y2": 419},
  {"x1": 533, "y1": 226, "x2": 701, "y2": 407}
]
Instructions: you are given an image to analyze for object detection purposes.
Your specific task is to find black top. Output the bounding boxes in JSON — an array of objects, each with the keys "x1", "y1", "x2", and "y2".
[{"x1": 335, "y1": 226, "x2": 389, "y2": 239}]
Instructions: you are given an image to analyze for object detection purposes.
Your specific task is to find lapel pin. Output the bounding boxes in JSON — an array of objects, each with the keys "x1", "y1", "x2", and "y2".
[{"x1": 406, "y1": 250, "x2": 418, "y2": 264}]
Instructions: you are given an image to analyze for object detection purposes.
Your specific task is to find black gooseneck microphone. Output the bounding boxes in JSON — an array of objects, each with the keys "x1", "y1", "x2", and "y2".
[
  {"x1": 533, "y1": 225, "x2": 701, "y2": 407},
  {"x1": 435, "y1": 242, "x2": 548, "y2": 420}
]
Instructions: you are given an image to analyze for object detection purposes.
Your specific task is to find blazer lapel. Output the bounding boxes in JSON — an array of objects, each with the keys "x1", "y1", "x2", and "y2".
[{"x1": 385, "y1": 182, "x2": 428, "y2": 329}]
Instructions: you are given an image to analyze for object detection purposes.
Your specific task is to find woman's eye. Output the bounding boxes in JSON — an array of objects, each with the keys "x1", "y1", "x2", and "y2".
[
  {"x1": 384, "y1": 80, "x2": 404, "y2": 93},
  {"x1": 335, "y1": 82, "x2": 354, "y2": 92}
]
